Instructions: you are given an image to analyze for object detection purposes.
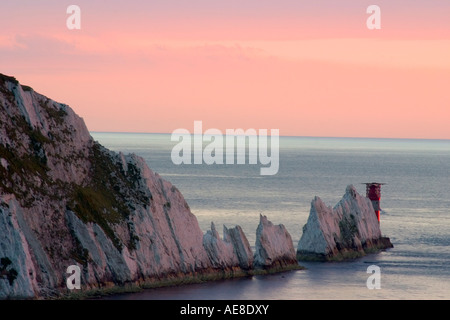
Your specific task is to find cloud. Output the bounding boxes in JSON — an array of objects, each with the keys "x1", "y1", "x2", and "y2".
[
  {"x1": 13, "y1": 34, "x2": 76, "y2": 54},
  {"x1": 246, "y1": 39, "x2": 450, "y2": 70},
  {"x1": 0, "y1": 33, "x2": 116, "y2": 74}
]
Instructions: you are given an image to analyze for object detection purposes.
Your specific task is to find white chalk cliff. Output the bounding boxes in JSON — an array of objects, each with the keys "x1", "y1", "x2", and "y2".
[
  {"x1": 297, "y1": 185, "x2": 393, "y2": 261},
  {"x1": 0, "y1": 74, "x2": 298, "y2": 299}
]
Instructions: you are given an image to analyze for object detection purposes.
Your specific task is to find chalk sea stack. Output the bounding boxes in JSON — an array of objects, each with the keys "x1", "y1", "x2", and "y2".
[
  {"x1": 0, "y1": 74, "x2": 299, "y2": 299},
  {"x1": 297, "y1": 185, "x2": 393, "y2": 261},
  {"x1": 254, "y1": 215, "x2": 298, "y2": 270}
]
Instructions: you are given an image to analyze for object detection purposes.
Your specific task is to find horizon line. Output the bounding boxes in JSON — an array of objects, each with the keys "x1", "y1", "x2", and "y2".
[{"x1": 89, "y1": 131, "x2": 450, "y2": 142}]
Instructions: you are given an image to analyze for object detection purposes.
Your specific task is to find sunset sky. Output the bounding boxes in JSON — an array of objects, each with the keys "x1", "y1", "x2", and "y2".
[{"x1": 1, "y1": 1, "x2": 449, "y2": 139}]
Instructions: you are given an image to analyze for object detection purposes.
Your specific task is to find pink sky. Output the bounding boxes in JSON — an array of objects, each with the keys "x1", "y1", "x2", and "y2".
[{"x1": 1, "y1": 1, "x2": 449, "y2": 139}]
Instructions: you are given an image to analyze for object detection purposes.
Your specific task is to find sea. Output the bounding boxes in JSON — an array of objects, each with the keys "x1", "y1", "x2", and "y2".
[{"x1": 90, "y1": 133, "x2": 450, "y2": 300}]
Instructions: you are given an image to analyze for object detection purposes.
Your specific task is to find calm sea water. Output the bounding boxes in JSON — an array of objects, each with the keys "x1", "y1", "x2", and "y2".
[{"x1": 91, "y1": 133, "x2": 450, "y2": 300}]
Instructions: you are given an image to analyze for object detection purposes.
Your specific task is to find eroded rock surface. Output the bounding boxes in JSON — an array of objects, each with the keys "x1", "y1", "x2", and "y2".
[
  {"x1": 254, "y1": 215, "x2": 298, "y2": 270},
  {"x1": 0, "y1": 74, "x2": 298, "y2": 298},
  {"x1": 297, "y1": 185, "x2": 393, "y2": 261}
]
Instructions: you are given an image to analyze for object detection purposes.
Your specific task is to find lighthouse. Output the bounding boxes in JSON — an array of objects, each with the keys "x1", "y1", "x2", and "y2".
[{"x1": 363, "y1": 182, "x2": 385, "y2": 223}]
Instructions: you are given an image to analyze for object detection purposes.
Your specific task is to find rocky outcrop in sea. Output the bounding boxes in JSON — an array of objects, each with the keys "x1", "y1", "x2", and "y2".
[
  {"x1": 297, "y1": 185, "x2": 393, "y2": 261},
  {"x1": 254, "y1": 215, "x2": 297, "y2": 270}
]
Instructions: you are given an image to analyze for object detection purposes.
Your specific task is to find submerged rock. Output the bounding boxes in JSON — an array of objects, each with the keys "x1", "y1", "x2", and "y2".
[
  {"x1": 254, "y1": 215, "x2": 299, "y2": 270},
  {"x1": 297, "y1": 185, "x2": 393, "y2": 261}
]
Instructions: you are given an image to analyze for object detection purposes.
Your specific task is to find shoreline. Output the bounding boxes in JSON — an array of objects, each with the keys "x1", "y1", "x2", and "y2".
[
  {"x1": 57, "y1": 263, "x2": 304, "y2": 300},
  {"x1": 297, "y1": 237, "x2": 394, "y2": 262},
  {"x1": 60, "y1": 240, "x2": 394, "y2": 300}
]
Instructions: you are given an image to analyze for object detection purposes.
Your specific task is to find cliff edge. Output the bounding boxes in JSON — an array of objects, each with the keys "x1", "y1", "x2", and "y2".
[{"x1": 0, "y1": 74, "x2": 299, "y2": 299}]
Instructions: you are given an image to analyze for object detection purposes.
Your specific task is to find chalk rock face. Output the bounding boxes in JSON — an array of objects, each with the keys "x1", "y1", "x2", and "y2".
[
  {"x1": 203, "y1": 222, "x2": 240, "y2": 269},
  {"x1": 203, "y1": 223, "x2": 255, "y2": 271},
  {"x1": 0, "y1": 74, "x2": 300, "y2": 299},
  {"x1": 297, "y1": 185, "x2": 393, "y2": 261},
  {"x1": 254, "y1": 215, "x2": 298, "y2": 269},
  {"x1": 224, "y1": 225, "x2": 253, "y2": 270},
  {"x1": 0, "y1": 74, "x2": 217, "y2": 298}
]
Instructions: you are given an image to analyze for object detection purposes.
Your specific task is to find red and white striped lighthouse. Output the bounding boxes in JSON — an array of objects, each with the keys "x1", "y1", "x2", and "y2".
[{"x1": 364, "y1": 182, "x2": 385, "y2": 223}]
